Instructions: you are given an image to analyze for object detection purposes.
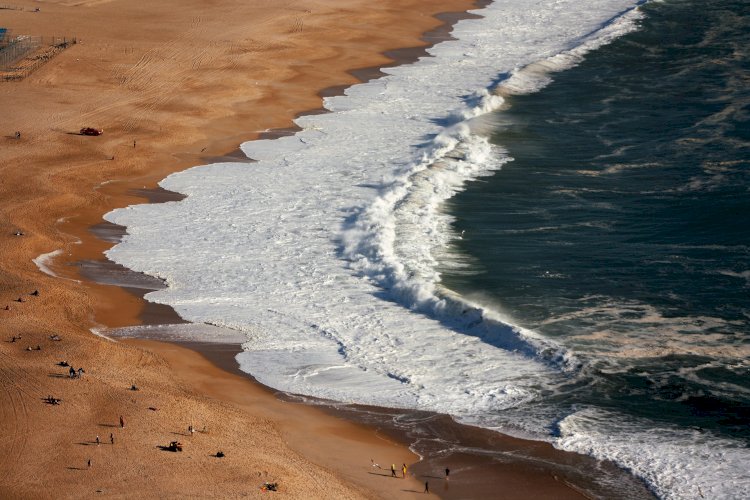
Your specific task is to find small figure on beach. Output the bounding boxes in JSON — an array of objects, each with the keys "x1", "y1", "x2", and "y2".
[
  {"x1": 133, "y1": 139, "x2": 136, "y2": 148},
  {"x1": 35, "y1": 345, "x2": 41, "y2": 351},
  {"x1": 87, "y1": 459, "x2": 91, "y2": 468},
  {"x1": 424, "y1": 481, "x2": 429, "y2": 494},
  {"x1": 188, "y1": 424, "x2": 194, "y2": 435},
  {"x1": 50, "y1": 334, "x2": 61, "y2": 341},
  {"x1": 119, "y1": 415, "x2": 125, "y2": 428},
  {"x1": 13, "y1": 231, "x2": 24, "y2": 236},
  {"x1": 15, "y1": 131, "x2": 20, "y2": 139},
  {"x1": 3, "y1": 305, "x2": 9, "y2": 311},
  {"x1": 370, "y1": 458, "x2": 380, "y2": 469},
  {"x1": 110, "y1": 433, "x2": 114, "y2": 445},
  {"x1": 96, "y1": 435, "x2": 100, "y2": 446},
  {"x1": 130, "y1": 384, "x2": 139, "y2": 391},
  {"x1": 30, "y1": 290, "x2": 39, "y2": 297},
  {"x1": 216, "y1": 451, "x2": 225, "y2": 458},
  {"x1": 77, "y1": 367, "x2": 84, "y2": 378},
  {"x1": 11, "y1": 336, "x2": 16, "y2": 342},
  {"x1": 402, "y1": 463, "x2": 407, "y2": 478},
  {"x1": 445, "y1": 468, "x2": 450, "y2": 480},
  {"x1": 69, "y1": 366, "x2": 76, "y2": 378},
  {"x1": 391, "y1": 464, "x2": 396, "y2": 477},
  {"x1": 16, "y1": 297, "x2": 25, "y2": 303}
]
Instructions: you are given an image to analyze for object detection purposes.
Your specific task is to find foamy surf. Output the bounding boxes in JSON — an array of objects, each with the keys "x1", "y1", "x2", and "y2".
[{"x1": 103, "y1": 1, "x2": 749, "y2": 497}]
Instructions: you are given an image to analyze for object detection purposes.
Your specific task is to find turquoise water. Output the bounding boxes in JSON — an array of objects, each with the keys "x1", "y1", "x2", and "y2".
[{"x1": 443, "y1": 0, "x2": 749, "y2": 441}]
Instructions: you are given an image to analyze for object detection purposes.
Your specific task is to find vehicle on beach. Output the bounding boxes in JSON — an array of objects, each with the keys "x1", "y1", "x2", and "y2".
[{"x1": 79, "y1": 127, "x2": 103, "y2": 136}]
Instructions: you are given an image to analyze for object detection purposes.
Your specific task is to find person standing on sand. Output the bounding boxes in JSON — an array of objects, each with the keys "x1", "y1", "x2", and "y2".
[
  {"x1": 402, "y1": 463, "x2": 407, "y2": 478},
  {"x1": 119, "y1": 415, "x2": 125, "y2": 428},
  {"x1": 391, "y1": 464, "x2": 396, "y2": 477},
  {"x1": 87, "y1": 459, "x2": 91, "y2": 468},
  {"x1": 424, "y1": 481, "x2": 429, "y2": 494},
  {"x1": 445, "y1": 468, "x2": 450, "y2": 480},
  {"x1": 110, "y1": 433, "x2": 114, "y2": 445},
  {"x1": 96, "y1": 435, "x2": 100, "y2": 446}
]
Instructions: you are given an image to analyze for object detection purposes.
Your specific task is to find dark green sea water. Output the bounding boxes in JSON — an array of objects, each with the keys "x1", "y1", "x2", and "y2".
[{"x1": 443, "y1": 0, "x2": 749, "y2": 443}]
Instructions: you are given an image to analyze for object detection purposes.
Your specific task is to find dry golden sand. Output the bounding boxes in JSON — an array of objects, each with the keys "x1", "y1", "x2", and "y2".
[{"x1": 0, "y1": 0, "x2": 592, "y2": 498}]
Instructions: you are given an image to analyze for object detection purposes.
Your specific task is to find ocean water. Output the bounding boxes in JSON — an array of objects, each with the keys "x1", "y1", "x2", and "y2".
[{"x1": 103, "y1": 1, "x2": 749, "y2": 498}]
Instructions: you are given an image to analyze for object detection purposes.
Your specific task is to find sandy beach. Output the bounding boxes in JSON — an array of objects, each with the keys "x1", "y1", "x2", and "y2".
[{"x1": 0, "y1": 0, "x2": 648, "y2": 498}]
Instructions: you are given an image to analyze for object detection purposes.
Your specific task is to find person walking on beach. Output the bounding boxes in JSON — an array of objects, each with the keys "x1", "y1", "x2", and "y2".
[
  {"x1": 69, "y1": 366, "x2": 76, "y2": 378},
  {"x1": 119, "y1": 415, "x2": 125, "y2": 428},
  {"x1": 110, "y1": 433, "x2": 114, "y2": 445},
  {"x1": 77, "y1": 367, "x2": 84, "y2": 379},
  {"x1": 391, "y1": 464, "x2": 396, "y2": 477},
  {"x1": 95, "y1": 435, "x2": 100, "y2": 446},
  {"x1": 402, "y1": 463, "x2": 407, "y2": 478},
  {"x1": 445, "y1": 468, "x2": 450, "y2": 481},
  {"x1": 87, "y1": 459, "x2": 91, "y2": 468},
  {"x1": 424, "y1": 481, "x2": 429, "y2": 494}
]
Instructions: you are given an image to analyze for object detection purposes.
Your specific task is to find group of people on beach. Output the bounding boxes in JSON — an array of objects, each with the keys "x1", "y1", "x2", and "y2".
[
  {"x1": 374, "y1": 459, "x2": 450, "y2": 494},
  {"x1": 68, "y1": 366, "x2": 85, "y2": 379}
]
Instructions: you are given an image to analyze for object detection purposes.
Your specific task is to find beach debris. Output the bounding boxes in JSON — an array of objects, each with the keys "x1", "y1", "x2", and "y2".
[
  {"x1": 3, "y1": 305, "x2": 9, "y2": 311},
  {"x1": 50, "y1": 334, "x2": 62, "y2": 341},
  {"x1": 260, "y1": 482, "x2": 278, "y2": 492},
  {"x1": 80, "y1": 127, "x2": 103, "y2": 136},
  {"x1": 215, "y1": 451, "x2": 225, "y2": 458},
  {"x1": 58, "y1": 360, "x2": 69, "y2": 367},
  {"x1": 30, "y1": 290, "x2": 39, "y2": 296},
  {"x1": 12, "y1": 230, "x2": 24, "y2": 236},
  {"x1": 14, "y1": 131, "x2": 21, "y2": 139},
  {"x1": 44, "y1": 395, "x2": 61, "y2": 405},
  {"x1": 15, "y1": 297, "x2": 25, "y2": 303}
]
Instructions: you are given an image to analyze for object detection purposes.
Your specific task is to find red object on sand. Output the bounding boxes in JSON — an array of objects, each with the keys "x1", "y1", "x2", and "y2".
[{"x1": 80, "y1": 127, "x2": 103, "y2": 136}]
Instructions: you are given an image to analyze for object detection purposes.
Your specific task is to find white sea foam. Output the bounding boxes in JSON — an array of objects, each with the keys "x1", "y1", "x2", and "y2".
[
  {"x1": 33, "y1": 249, "x2": 64, "y2": 278},
  {"x1": 557, "y1": 408, "x2": 750, "y2": 500},
  {"x1": 103, "y1": 1, "x2": 749, "y2": 497}
]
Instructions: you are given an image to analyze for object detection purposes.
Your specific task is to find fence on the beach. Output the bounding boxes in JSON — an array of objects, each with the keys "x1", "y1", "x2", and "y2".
[{"x1": 0, "y1": 32, "x2": 77, "y2": 81}]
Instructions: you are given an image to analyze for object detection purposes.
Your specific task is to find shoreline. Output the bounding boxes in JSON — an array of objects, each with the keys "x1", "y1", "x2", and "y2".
[
  {"x1": 75, "y1": 3, "x2": 656, "y2": 498},
  {"x1": 0, "y1": 0, "x2": 496, "y2": 497},
  {"x1": 0, "y1": 0, "x2": 654, "y2": 498}
]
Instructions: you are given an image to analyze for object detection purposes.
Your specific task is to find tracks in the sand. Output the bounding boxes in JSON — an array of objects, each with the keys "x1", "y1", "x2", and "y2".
[{"x1": 0, "y1": 356, "x2": 34, "y2": 489}]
